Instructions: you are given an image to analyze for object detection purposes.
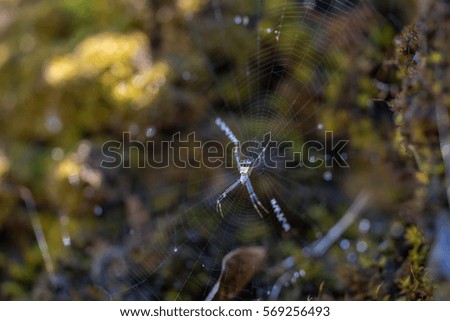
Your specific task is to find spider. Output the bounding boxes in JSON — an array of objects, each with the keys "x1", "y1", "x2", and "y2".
[{"x1": 215, "y1": 117, "x2": 269, "y2": 218}]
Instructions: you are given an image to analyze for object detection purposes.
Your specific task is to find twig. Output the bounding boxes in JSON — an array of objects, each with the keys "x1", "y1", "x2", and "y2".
[
  {"x1": 269, "y1": 190, "x2": 373, "y2": 299},
  {"x1": 435, "y1": 99, "x2": 450, "y2": 209},
  {"x1": 303, "y1": 189, "x2": 372, "y2": 257},
  {"x1": 421, "y1": 0, "x2": 450, "y2": 209},
  {"x1": 19, "y1": 186, "x2": 55, "y2": 281},
  {"x1": 268, "y1": 271, "x2": 293, "y2": 300}
]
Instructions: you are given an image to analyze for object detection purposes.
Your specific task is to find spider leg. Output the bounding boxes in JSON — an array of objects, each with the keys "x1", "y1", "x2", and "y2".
[
  {"x1": 215, "y1": 117, "x2": 240, "y2": 147},
  {"x1": 216, "y1": 178, "x2": 241, "y2": 217},
  {"x1": 254, "y1": 143, "x2": 268, "y2": 163},
  {"x1": 233, "y1": 147, "x2": 241, "y2": 171},
  {"x1": 245, "y1": 179, "x2": 269, "y2": 218},
  {"x1": 248, "y1": 140, "x2": 271, "y2": 175}
]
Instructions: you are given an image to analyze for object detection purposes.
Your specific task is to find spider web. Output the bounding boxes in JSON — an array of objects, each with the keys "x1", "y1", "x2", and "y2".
[{"x1": 91, "y1": 0, "x2": 393, "y2": 300}]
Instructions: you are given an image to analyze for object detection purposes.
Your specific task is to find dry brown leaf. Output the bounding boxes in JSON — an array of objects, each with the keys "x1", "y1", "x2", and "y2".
[{"x1": 205, "y1": 246, "x2": 267, "y2": 301}]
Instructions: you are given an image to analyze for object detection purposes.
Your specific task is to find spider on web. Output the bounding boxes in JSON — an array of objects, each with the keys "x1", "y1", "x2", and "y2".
[{"x1": 215, "y1": 117, "x2": 271, "y2": 218}]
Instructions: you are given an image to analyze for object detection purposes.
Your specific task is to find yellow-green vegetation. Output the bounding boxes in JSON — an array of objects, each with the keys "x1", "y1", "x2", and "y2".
[
  {"x1": 44, "y1": 32, "x2": 170, "y2": 109},
  {"x1": 396, "y1": 226, "x2": 433, "y2": 300}
]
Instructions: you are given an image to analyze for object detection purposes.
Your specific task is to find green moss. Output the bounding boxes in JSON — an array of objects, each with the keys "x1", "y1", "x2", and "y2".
[
  {"x1": 1, "y1": 281, "x2": 28, "y2": 299},
  {"x1": 396, "y1": 226, "x2": 433, "y2": 300}
]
